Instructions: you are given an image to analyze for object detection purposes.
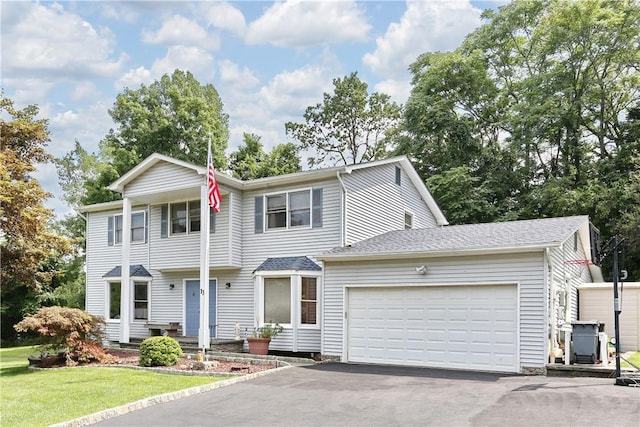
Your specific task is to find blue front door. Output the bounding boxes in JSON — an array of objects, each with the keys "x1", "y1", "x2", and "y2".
[{"x1": 185, "y1": 279, "x2": 216, "y2": 337}]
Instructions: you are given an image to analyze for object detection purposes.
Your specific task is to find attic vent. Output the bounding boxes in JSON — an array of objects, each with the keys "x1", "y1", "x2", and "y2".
[{"x1": 395, "y1": 166, "x2": 401, "y2": 185}]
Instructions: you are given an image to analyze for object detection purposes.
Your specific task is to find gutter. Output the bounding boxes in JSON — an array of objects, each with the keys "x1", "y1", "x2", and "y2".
[{"x1": 317, "y1": 243, "x2": 564, "y2": 262}]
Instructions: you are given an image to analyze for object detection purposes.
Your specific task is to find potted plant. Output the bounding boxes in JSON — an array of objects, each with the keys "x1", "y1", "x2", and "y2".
[{"x1": 247, "y1": 321, "x2": 283, "y2": 355}]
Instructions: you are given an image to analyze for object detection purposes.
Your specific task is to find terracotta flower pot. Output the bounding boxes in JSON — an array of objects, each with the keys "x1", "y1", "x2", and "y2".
[{"x1": 247, "y1": 337, "x2": 271, "y2": 355}]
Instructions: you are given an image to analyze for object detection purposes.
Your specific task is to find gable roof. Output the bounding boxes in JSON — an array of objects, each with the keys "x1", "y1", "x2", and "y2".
[
  {"x1": 107, "y1": 153, "x2": 244, "y2": 193},
  {"x1": 318, "y1": 215, "x2": 592, "y2": 261}
]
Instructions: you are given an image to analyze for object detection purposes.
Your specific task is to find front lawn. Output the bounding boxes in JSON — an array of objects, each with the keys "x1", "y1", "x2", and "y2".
[
  {"x1": 621, "y1": 351, "x2": 640, "y2": 369},
  {"x1": 0, "y1": 346, "x2": 224, "y2": 426}
]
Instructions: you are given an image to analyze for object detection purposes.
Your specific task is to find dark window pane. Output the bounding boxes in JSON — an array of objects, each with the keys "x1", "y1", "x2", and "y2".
[
  {"x1": 109, "y1": 282, "x2": 121, "y2": 319},
  {"x1": 171, "y1": 203, "x2": 187, "y2": 234},
  {"x1": 189, "y1": 201, "x2": 201, "y2": 232},
  {"x1": 301, "y1": 301, "x2": 317, "y2": 324}
]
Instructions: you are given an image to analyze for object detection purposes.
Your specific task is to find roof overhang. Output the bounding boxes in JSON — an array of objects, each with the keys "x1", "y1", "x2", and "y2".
[{"x1": 316, "y1": 243, "x2": 557, "y2": 262}]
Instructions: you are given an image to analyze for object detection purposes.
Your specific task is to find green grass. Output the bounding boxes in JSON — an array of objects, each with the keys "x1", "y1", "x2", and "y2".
[
  {"x1": 621, "y1": 351, "x2": 640, "y2": 369},
  {"x1": 0, "y1": 346, "x2": 225, "y2": 427}
]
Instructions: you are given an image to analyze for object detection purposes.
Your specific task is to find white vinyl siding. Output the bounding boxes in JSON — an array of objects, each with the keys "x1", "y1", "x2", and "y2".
[
  {"x1": 323, "y1": 253, "x2": 546, "y2": 371},
  {"x1": 85, "y1": 209, "x2": 150, "y2": 341},
  {"x1": 579, "y1": 283, "x2": 640, "y2": 351},
  {"x1": 125, "y1": 161, "x2": 203, "y2": 196},
  {"x1": 344, "y1": 164, "x2": 438, "y2": 245}
]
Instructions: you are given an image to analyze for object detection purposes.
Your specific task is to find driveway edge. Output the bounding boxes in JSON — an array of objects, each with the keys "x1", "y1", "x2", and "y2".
[{"x1": 51, "y1": 365, "x2": 293, "y2": 427}]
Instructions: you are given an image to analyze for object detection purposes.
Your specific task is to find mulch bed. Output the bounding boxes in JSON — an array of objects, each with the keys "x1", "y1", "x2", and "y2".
[{"x1": 31, "y1": 350, "x2": 279, "y2": 375}]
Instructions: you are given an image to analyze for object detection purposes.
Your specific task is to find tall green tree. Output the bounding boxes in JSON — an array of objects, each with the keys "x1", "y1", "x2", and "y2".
[
  {"x1": 74, "y1": 69, "x2": 230, "y2": 206},
  {"x1": 106, "y1": 69, "x2": 229, "y2": 170},
  {"x1": 229, "y1": 133, "x2": 301, "y2": 180},
  {"x1": 286, "y1": 72, "x2": 402, "y2": 166},
  {"x1": 401, "y1": 0, "x2": 640, "y2": 275},
  {"x1": 1, "y1": 96, "x2": 72, "y2": 343}
]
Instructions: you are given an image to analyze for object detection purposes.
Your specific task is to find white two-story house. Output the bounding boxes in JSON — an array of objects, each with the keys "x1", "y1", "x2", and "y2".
[
  {"x1": 82, "y1": 152, "x2": 602, "y2": 373},
  {"x1": 81, "y1": 153, "x2": 447, "y2": 354}
]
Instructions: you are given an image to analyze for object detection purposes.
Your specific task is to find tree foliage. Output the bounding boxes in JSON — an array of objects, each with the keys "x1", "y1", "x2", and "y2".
[
  {"x1": 286, "y1": 72, "x2": 402, "y2": 166},
  {"x1": 229, "y1": 133, "x2": 301, "y2": 180},
  {"x1": 400, "y1": 0, "x2": 640, "y2": 278},
  {"x1": 70, "y1": 69, "x2": 230, "y2": 206},
  {"x1": 0, "y1": 96, "x2": 73, "y2": 343}
]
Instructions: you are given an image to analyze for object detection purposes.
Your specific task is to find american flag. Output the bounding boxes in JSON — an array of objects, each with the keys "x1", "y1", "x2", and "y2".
[{"x1": 207, "y1": 142, "x2": 221, "y2": 213}]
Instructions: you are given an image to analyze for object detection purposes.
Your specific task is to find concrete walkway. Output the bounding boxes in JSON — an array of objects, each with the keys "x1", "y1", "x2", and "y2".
[{"x1": 94, "y1": 363, "x2": 640, "y2": 426}]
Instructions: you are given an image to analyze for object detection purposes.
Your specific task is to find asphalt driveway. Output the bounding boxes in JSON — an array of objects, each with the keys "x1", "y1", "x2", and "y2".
[{"x1": 96, "y1": 363, "x2": 639, "y2": 426}]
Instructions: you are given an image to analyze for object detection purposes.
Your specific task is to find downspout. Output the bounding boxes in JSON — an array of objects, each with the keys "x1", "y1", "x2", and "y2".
[
  {"x1": 545, "y1": 247, "x2": 558, "y2": 363},
  {"x1": 336, "y1": 170, "x2": 351, "y2": 247},
  {"x1": 147, "y1": 204, "x2": 151, "y2": 270}
]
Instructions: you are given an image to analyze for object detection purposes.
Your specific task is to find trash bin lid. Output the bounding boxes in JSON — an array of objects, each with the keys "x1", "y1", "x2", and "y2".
[{"x1": 572, "y1": 320, "x2": 600, "y2": 325}]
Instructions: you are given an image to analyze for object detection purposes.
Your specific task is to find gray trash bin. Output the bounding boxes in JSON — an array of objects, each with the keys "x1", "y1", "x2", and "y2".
[{"x1": 572, "y1": 321, "x2": 601, "y2": 364}]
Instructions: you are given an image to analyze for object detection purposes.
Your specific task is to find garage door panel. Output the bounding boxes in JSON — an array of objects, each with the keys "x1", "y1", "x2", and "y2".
[{"x1": 347, "y1": 285, "x2": 518, "y2": 372}]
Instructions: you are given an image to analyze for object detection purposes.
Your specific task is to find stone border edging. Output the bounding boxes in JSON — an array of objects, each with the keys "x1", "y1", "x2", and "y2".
[{"x1": 49, "y1": 364, "x2": 293, "y2": 427}]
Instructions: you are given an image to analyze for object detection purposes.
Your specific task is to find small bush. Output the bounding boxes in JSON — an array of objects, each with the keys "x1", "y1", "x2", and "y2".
[{"x1": 139, "y1": 336, "x2": 183, "y2": 367}]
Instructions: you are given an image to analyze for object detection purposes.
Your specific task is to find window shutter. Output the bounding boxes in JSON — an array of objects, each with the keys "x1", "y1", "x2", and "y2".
[
  {"x1": 160, "y1": 205, "x2": 168, "y2": 238},
  {"x1": 144, "y1": 210, "x2": 149, "y2": 243},
  {"x1": 254, "y1": 196, "x2": 264, "y2": 234},
  {"x1": 209, "y1": 207, "x2": 216, "y2": 234},
  {"x1": 107, "y1": 215, "x2": 114, "y2": 246},
  {"x1": 395, "y1": 166, "x2": 401, "y2": 185},
  {"x1": 312, "y1": 188, "x2": 323, "y2": 228}
]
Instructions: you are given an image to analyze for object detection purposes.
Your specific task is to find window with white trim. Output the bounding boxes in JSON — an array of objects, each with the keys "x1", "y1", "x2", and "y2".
[
  {"x1": 133, "y1": 281, "x2": 149, "y2": 320},
  {"x1": 266, "y1": 190, "x2": 310, "y2": 230},
  {"x1": 255, "y1": 188, "x2": 322, "y2": 234},
  {"x1": 404, "y1": 211, "x2": 414, "y2": 229},
  {"x1": 108, "y1": 281, "x2": 121, "y2": 320},
  {"x1": 131, "y1": 212, "x2": 145, "y2": 242},
  {"x1": 170, "y1": 200, "x2": 200, "y2": 235},
  {"x1": 108, "y1": 211, "x2": 146, "y2": 245},
  {"x1": 257, "y1": 273, "x2": 321, "y2": 328},
  {"x1": 300, "y1": 277, "x2": 317, "y2": 325}
]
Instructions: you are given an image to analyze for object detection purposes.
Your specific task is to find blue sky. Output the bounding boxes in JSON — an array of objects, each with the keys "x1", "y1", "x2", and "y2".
[{"x1": 1, "y1": 0, "x2": 504, "y2": 217}]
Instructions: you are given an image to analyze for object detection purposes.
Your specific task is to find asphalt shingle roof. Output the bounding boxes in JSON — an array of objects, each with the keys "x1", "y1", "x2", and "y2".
[
  {"x1": 322, "y1": 216, "x2": 589, "y2": 258},
  {"x1": 255, "y1": 256, "x2": 322, "y2": 272},
  {"x1": 103, "y1": 264, "x2": 152, "y2": 278}
]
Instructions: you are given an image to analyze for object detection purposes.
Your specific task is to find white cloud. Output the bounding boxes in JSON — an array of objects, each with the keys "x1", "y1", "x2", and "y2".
[
  {"x1": 218, "y1": 60, "x2": 260, "y2": 89},
  {"x1": 374, "y1": 79, "x2": 412, "y2": 105},
  {"x1": 70, "y1": 82, "x2": 99, "y2": 101},
  {"x1": 203, "y1": 2, "x2": 247, "y2": 37},
  {"x1": 115, "y1": 46, "x2": 215, "y2": 90},
  {"x1": 363, "y1": 0, "x2": 482, "y2": 79},
  {"x1": 246, "y1": 0, "x2": 371, "y2": 48},
  {"x1": 141, "y1": 14, "x2": 221, "y2": 51},
  {"x1": 258, "y1": 65, "x2": 332, "y2": 116},
  {"x1": 2, "y1": 2, "x2": 126, "y2": 84}
]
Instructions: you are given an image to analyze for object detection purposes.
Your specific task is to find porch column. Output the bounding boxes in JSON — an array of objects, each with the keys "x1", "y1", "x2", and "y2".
[
  {"x1": 199, "y1": 184, "x2": 211, "y2": 349},
  {"x1": 120, "y1": 196, "x2": 131, "y2": 343}
]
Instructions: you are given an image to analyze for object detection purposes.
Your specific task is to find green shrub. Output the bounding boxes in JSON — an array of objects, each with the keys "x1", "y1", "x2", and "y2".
[{"x1": 139, "y1": 336, "x2": 183, "y2": 367}]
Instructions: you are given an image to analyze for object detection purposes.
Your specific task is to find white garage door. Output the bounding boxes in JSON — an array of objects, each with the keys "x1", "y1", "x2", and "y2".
[{"x1": 347, "y1": 285, "x2": 518, "y2": 372}]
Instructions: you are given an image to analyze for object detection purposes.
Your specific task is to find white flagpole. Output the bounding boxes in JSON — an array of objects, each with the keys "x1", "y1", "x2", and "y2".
[{"x1": 198, "y1": 141, "x2": 212, "y2": 349}]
